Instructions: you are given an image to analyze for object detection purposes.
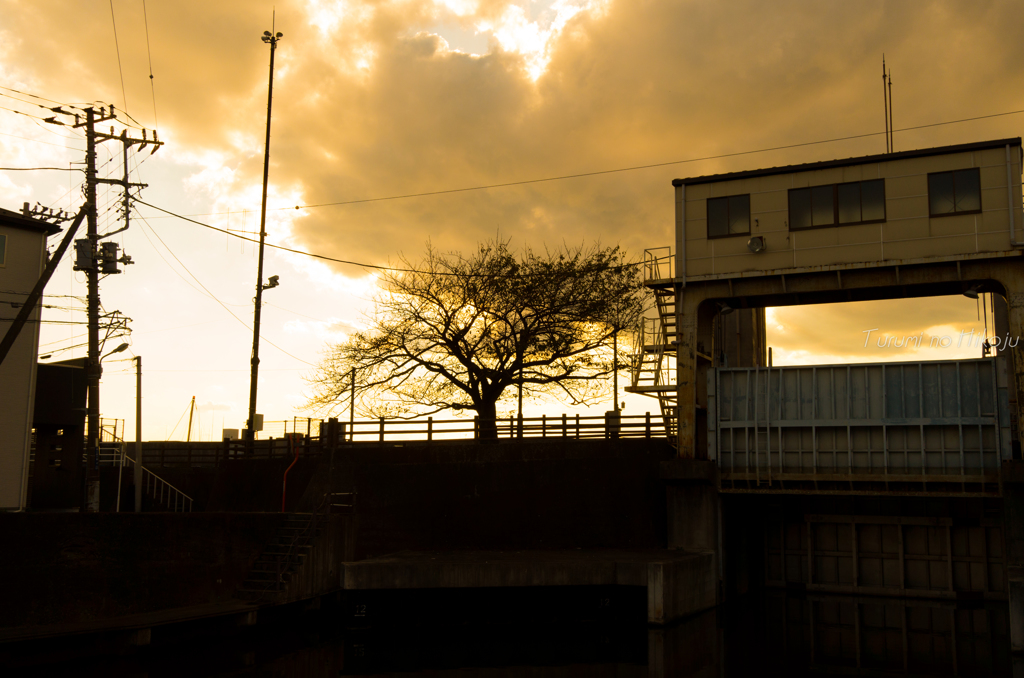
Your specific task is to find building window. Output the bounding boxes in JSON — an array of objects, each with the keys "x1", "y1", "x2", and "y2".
[
  {"x1": 0, "y1": 233, "x2": 6, "y2": 266},
  {"x1": 707, "y1": 194, "x2": 750, "y2": 238},
  {"x1": 789, "y1": 179, "x2": 886, "y2": 230},
  {"x1": 928, "y1": 168, "x2": 981, "y2": 216}
]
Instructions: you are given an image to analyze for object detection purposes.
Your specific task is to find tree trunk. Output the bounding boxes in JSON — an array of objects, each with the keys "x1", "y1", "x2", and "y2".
[{"x1": 477, "y1": 399, "x2": 499, "y2": 442}]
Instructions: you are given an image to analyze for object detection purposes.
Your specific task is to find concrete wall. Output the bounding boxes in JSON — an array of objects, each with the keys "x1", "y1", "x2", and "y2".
[
  {"x1": 0, "y1": 513, "x2": 283, "y2": 629},
  {"x1": 336, "y1": 439, "x2": 675, "y2": 558},
  {"x1": 0, "y1": 223, "x2": 47, "y2": 511}
]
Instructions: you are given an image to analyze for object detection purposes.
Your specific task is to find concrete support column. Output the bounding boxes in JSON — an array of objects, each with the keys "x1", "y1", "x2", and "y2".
[
  {"x1": 675, "y1": 289, "x2": 699, "y2": 459},
  {"x1": 661, "y1": 458, "x2": 721, "y2": 603},
  {"x1": 1003, "y1": 466, "x2": 1024, "y2": 653},
  {"x1": 1006, "y1": 288, "x2": 1024, "y2": 457}
]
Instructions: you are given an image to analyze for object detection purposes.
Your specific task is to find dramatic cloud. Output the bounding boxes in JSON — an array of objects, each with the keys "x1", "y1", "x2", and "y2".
[
  {"x1": 6, "y1": 0, "x2": 1022, "y2": 268},
  {"x1": 2, "y1": 0, "x2": 1021, "y2": 436}
]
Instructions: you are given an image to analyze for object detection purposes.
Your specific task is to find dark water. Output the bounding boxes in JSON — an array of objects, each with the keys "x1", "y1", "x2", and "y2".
[{"x1": 9, "y1": 591, "x2": 1017, "y2": 677}]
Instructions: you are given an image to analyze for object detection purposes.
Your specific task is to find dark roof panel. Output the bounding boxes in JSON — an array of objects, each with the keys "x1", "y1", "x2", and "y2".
[
  {"x1": 672, "y1": 138, "x2": 1023, "y2": 187},
  {"x1": 0, "y1": 207, "x2": 62, "y2": 236}
]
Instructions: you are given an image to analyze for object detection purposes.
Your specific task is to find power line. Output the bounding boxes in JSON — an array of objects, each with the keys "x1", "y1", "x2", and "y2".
[
  {"x1": 0, "y1": 91, "x2": 61, "y2": 112},
  {"x1": 136, "y1": 215, "x2": 315, "y2": 366},
  {"x1": 0, "y1": 104, "x2": 50, "y2": 121},
  {"x1": 282, "y1": 108, "x2": 1024, "y2": 210},
  {"x1": 0, "y1": 166, "x2": 82, "y2": 171},
  {"x1": 0, "y1": 130, "x2": 84, "y2": 150},
  {"x1": 136, "y1": 199, "x2": 400, "y2": 274},
  {"x1": 109, "y1": 0, "x2": 129, "y2": 113},
  {"x1": 0, "y1": 84, "x2": 72, "y2": 108},
  {"x1": 134, "y1": 106, "x2": 1024, "y2": 223},
  {"x1": 142, "y1": 0, "x2": 158, "y2": 129}
]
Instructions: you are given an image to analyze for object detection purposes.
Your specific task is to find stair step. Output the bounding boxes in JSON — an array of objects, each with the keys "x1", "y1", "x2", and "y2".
[
  {"x1": 240, "y1": 579, "x2": 288, "y2": 589},
  {"x1": 237, "y1": 585, "x2": 287, "y2": 595},
  {"x1": 246, "y1": 573, "x2": 294, "y2": 585},
  {"x1": 260, "y1": 549, "x2": 309, "y2": 557}
]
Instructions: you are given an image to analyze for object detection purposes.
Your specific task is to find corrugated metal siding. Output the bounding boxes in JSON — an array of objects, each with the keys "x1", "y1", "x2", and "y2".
[{"x1": 709, "y1": 359, "x2": 1011, "y2": 485}]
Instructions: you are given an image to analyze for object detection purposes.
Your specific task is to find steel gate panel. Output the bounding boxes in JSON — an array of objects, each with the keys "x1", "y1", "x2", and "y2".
[{"x1": 710, "y1": 358, "x2": 1010, "y2": 488}]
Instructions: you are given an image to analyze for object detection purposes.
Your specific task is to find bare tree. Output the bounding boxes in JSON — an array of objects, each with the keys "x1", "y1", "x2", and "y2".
[{"x1": 307, "y1": 240, "x2": 647, "y2": 440}]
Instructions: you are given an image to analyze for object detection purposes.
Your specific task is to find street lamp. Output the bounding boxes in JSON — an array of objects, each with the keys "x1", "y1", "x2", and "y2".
[{"x1": 101, "y1": 342, "x2": 129, "y2": 361}]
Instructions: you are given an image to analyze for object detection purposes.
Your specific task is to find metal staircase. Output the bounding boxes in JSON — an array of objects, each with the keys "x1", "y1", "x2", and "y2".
[
  {"x1": 101, "y1": 421, "x2": 194, "y2": 511},
  {"x1": 236, "y1": 512, "x2": 322, "y2": 602},
  {"x1": 122, "y1": 454, "x2": 193, "y2": 512},
  {"x1": 627, "y1": 249, "x2": 678, "y2": 439}
]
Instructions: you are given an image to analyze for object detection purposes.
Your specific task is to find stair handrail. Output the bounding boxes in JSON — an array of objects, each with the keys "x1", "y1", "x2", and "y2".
[
  {"x1": 643, "y1": 247, "x2": 673, "y2": 282},
  {"x1": 122, "y1": 454, "x2": 193, "y2": 512},
  {"x1": 265, "y1": 491, "x2": 331, "y2": 602}
]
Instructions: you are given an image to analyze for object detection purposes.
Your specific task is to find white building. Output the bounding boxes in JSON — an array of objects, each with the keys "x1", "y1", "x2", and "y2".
[{"x1": 0, "y1": 206, "x2": 60, "y2": 510}]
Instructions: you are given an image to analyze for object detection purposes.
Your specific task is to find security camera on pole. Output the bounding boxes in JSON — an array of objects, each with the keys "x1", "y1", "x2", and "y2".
[{"x1": 245, "y1": 24, "x2": 283, "y2": 447}]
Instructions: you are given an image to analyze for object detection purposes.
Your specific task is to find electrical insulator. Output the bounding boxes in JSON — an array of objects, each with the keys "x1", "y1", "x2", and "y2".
[
  {"x1": 100, "y1": 241, "x2": 120, "y2": 274},
  {"x1": 73, "y1": 239, "x2": 94, "y2": 271}
]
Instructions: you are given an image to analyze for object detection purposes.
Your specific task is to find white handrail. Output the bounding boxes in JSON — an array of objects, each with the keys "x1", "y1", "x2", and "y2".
[{"x1": 121, "y1": 454, "x2": 193, "y2": 512}]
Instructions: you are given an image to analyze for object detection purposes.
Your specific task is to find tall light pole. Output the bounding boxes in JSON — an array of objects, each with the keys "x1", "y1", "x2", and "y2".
[{"x1": 245, "y1": 26, "x2": 282, "y2": 444}]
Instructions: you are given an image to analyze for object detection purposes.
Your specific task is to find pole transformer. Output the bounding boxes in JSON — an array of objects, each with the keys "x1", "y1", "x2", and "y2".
[
  {"x1": 54, "y1": 102, "x2": 161, "y2": 511},
  {"x1": 245, "y1": 27, "x2": 283, "y2": 445}
]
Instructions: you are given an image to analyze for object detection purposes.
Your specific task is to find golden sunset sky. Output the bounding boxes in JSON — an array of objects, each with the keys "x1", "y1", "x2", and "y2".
[{"x1": 1, "y1": 0, "x2": 1021, "y2": 439}]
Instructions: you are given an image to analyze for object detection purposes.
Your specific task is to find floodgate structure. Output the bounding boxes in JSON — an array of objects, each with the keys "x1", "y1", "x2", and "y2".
[
  {"x1": 2, "y1": 137, "x2": 1024, "y2": 675},
  {"x1": 627, "y1": 136, "x2": 1024, "y2": 656}
]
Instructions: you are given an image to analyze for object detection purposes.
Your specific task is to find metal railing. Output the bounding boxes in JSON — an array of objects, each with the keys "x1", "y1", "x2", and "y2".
[
  {"x1": 254, "y1": 417, "x2": 324, "y2": 440},
  {"x1": 99, "y1": 418, "x2": 124, "y2": 443},
  {"x1": 643, "y1": 247, "x2": 673, "y2": 282},
  {"x1": 121, "y1": 453, "x2": 194, "y2": 511},
  {"x1": 326, "y1": 412, "x2": 670, "y2": 444},
  {"x1": 131, "y1": 412, "x2": 672, "y2": 467}
]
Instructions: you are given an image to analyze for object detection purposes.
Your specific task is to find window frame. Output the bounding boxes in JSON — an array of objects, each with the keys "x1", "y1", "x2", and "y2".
[
  {"x1": 706, "y1": 193, "x2": 751, "y2": 240},
  {"x1": 927, "y1": 167, "x2": 982, "y2": 218},
  {"x1": 787, "y1": 179, "x2": 887, "y2": 231}
]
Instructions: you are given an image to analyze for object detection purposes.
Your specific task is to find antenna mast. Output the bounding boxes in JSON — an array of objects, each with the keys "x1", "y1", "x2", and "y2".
[
  {"x1": 882, "y1": 55, "x2": 889, "y2": 153},
  {"x1": 887, "y1": 67, "x2": 894, "y2": 153}
]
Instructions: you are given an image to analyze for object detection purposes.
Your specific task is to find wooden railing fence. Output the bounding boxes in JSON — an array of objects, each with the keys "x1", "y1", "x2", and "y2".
[{"x1": 129, "y1": 412, "x2": 670, "y2": 466}]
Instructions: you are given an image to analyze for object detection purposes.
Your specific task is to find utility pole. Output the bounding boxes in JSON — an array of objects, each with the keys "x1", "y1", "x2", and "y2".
[
  {"x1": 135, "y1": 355, "x2": 142, "y2": 512},
  {"x1": 81, "y1": 106, "x2": 112, "y2": 512},
  {"x1": 245, "y1": 26, "x2": 283, "y2": 446},
  {"x1": 47, "y1": 103, "x2": 162, "y2": 511}
]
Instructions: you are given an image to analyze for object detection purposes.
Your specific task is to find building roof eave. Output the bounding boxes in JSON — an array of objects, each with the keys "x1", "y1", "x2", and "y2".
[{"x1": 672, "y1": 137, "x2": 1024, "y2": 188}]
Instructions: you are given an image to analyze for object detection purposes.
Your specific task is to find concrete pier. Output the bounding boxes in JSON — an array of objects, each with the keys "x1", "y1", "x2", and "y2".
[{"x1": 342, "y1": 549, "x2": 717, "y2": 625}]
